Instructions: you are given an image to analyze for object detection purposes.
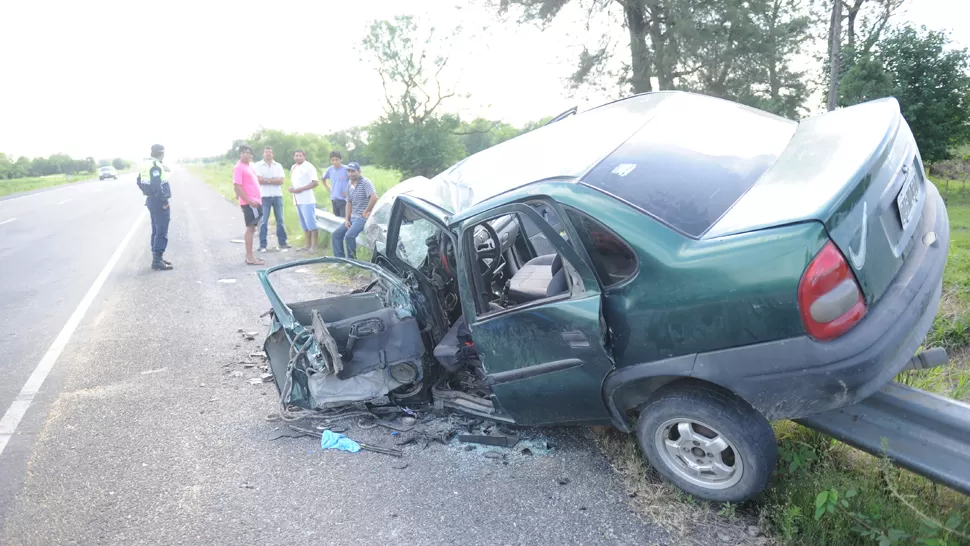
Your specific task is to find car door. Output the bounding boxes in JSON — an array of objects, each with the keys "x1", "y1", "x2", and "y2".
[{"x1": 457, "y1": 202, "x2": 615, "y2": 426}]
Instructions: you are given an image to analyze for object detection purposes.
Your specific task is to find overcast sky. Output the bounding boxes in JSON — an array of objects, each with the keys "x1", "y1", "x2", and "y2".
[{"x1": 0, "y1": 0, "x2": 965, "y2": 161}]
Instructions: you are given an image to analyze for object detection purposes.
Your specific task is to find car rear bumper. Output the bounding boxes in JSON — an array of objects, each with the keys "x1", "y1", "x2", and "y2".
[{"x1": 692, "y1": 182, "x2": 949, "y2": 420}]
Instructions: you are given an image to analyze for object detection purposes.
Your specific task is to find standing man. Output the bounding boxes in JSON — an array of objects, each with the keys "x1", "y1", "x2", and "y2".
[
  {"x1": 137, "y1": 143, "x2": 173, "y2": 271},
  {"x1": 233, "y1": 145, "x2": 264, "y2": 266},
  {"x1": 321, "y1": 151, "x2": 349, "y2": 216},
  {"x1": 332, "y1": 162, "x2": 377, "y2": 260},
  {"x1": 253, "y1": 146, "x2": 289, "y2": 252},
  {"x1": 288, "y1": 149, "x2": 319, "y2": 253}
]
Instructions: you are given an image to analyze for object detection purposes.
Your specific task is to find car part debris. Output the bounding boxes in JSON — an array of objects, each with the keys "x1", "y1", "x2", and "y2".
[
  {"x1": 248, "y1": 378, "x2": 263, "y2": 386},
  {"x1": 287, "y1": 425, "x2": 403, "y2": 457},
  {"x1": 458, "y1": 434, "x2": 519, "y2": 448},
  {"x1": 483, "y1": 451, "x2": 504, "y2": 460},
  {"x1": 391, "y1": 461, "x2": 409, "y2": 469},
  {"x1": 358, "y1": 442, "x2": 403, "y2": 457},
  {"x1": 260, "y1": 373, "x2": 274, "y2": 382}
]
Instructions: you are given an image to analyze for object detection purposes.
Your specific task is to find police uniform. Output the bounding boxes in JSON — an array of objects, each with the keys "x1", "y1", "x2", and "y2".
[{"x1": 137, "y1": 145, "x2": 173, "y2": 270}]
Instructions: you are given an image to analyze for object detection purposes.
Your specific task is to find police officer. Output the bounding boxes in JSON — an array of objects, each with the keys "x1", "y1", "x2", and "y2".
[{"x1": 137, "y1": 144, "x2": 174, "y2": 271}]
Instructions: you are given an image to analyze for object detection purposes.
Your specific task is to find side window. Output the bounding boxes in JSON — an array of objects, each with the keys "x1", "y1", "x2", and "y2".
[
  {"x1": 394, "y1": 208, "x2": 438, "y2": 270},
  {"x1": 466, "y1": 209, "x2": 575, "y2": 317},
  {"x1": 564, "y1": 207, "x2": 638, "y2": 286}
]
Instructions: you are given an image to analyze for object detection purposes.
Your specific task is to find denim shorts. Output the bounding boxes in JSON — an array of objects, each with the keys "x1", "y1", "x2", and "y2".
[{"x1": 297, "y1": 204, "x2": 318, "y2": 231}]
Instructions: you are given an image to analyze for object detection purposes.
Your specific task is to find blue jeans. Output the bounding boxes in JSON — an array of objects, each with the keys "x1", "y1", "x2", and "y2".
[
  {"x1": 146, "y1": 198, "x2": 170, "y2": 253},
  {"x1": 259, "y1": 196, "x2": 287, "y2": 248},
  {"x1": 332, "y1": 217, "x2": 366, "y2": 259}
]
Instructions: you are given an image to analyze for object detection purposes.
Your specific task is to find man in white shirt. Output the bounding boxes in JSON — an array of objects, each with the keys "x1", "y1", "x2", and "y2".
[
  {"x1": 253, "y1": 146, "x2": 290, "y2": 252},
  {"x1": 288, "y1": 149, "x2": 319, "y2": 253}
]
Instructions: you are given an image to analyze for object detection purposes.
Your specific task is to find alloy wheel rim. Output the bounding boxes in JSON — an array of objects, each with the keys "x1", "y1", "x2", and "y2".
[{"x1": 654, "y1": 417, "x2": 744, "y2": 489}]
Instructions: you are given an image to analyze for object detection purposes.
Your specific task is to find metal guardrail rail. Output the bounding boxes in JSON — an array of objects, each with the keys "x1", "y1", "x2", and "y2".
[
  {"x1": 798, "y1": 381, "x2": 970, "y2": 496},
  {"x1": 315, "y1": 208, "x2": 365, "y2": 245}
]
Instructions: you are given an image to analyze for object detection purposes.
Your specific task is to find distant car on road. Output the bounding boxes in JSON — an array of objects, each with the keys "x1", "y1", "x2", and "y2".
[{"x1": 99, "y1": 166, "x2": 118, "y2": 180}]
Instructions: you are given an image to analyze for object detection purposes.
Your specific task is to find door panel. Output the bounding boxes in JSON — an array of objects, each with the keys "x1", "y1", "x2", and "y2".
[{"x1": 471, "y1": 295, "x2": 614, "y2": 425}]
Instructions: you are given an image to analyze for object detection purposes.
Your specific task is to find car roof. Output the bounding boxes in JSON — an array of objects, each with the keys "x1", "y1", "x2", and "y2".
[
  {"x1": 441, "y1": 91, "x2": 796, "y2": 236},
  {"x1": 428, "y1": 93, "x2": 670, "y2": 216}
]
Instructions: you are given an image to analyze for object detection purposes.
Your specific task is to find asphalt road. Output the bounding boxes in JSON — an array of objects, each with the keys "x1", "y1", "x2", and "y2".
[{"x1": 0, "y1": 170, "x2": 667, "y2": 545}]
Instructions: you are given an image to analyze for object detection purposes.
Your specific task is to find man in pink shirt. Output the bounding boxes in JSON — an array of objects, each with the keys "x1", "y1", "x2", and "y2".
[{"x1": 233, "y1": 145, "x2": 264, "y2": 265}]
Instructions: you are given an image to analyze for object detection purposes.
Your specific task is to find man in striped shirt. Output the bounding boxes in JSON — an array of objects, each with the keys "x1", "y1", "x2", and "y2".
[{"x1": 332, "y1": 162, "x2": 377, "y2": 259}]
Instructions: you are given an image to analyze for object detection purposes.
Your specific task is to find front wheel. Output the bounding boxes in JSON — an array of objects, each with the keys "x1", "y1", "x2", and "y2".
[{"x1": 635, "y1": 380, "x2": 777, "y2": 503}]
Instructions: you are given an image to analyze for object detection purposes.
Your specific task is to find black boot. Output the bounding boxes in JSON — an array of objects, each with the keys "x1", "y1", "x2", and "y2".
[{"x1": 152, "y1": 252, "x2": 173, "y2": 271}]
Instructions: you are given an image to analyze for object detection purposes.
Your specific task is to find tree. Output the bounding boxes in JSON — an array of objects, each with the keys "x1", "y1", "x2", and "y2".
[
  {"x1": 498, "y1": 0, "x2": 813, "y2": 117},
  {"x1": 820, "y1": 0, "x2": 905, "y2": 111},
  {"x1": 840, "y1": 26, "x2": 970, "y2": 162},
  {"x1": 361, "y1": 16, "x2": 466, "y2": 177},
  {"x1": 369, "y1": 114, "x2": 465, "y2": 178},
  {"x1": 112, "y1": 158, "x2": 129, "y2": 170}
]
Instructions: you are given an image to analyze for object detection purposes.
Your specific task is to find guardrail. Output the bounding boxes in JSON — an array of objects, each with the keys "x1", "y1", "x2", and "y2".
[
  {"x1": 798, "y1": 381, "x2": 970, "y2": 496},
  {"x1": 315, "y1": 207, "x2": 366, "y2": 245}
]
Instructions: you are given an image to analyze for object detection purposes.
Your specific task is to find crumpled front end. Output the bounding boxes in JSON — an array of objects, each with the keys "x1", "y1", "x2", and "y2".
[{"x1": 259, "y1": 258, "x2": 428, "y2": 410}]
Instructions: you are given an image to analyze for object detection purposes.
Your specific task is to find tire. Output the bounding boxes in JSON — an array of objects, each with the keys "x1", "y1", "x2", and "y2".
[{"x1": 635, "y1": 380, "x2": 777, "y2": 503}]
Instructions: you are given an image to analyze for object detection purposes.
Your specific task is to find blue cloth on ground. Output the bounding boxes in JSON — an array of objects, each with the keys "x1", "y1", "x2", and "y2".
[{"x1": 320, "y1": 430, "x2": 361, "y2": 453}]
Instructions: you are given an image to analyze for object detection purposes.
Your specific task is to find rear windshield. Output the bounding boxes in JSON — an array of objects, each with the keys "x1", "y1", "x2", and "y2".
[{"x1": 580, "y1": 96, "x2": 796, "y2": 238}]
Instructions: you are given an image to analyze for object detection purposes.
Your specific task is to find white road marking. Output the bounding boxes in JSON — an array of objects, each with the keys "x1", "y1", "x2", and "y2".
[
  {"x1": 0, "y1": 218, "x2": 16, "y2": 226},
  {"x1": 0, "y1": 210, "x2": 147, "y2": 457},
  {"x1": 56, "y1": 199, "x2": 72, "y2": 205}
]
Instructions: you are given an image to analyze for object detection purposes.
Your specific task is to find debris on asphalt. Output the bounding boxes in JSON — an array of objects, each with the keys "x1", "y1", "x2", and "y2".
[
  {"x1": 320, "y1": 430, "x2": 361, "y2": 453},
  {"x1": 242, "y1": 331, "x2": 258, "y2": 340},
  {"x1": 458, "y1": 434, "x2": 519, "y2": 448},
  {"x1": 260, "y1": 373, "x2": 274, "y2": 382},
  {"x1": 218, "y1": 278, "x2": 237, "y2": 284},
  {"x1": 483, "y1": 451, "x2": 504, "y2": 460},
  {"x1": 239, "y1": 483, "x2": 255, "y2": 489},
  {"x1": 140, "y1": 367, "x2": 168, "y2": 375},
  {"x1": 558, "y1": 477, "x2": 571, "y2": 486},
  {"x1": 247, "y1": 378, "x2": 263, "y2": 386},
  {"x1": 230, "y1": 239, "x2": 244, "y2": 244},
  {"x1": 391, "y1": 461, "x2": 409, "y2": 470}
]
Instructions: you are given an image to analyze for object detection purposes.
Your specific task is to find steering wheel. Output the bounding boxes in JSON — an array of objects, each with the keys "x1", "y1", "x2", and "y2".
[{"x1": 475, "y1": 222, "x2": 503, "y2": 282}]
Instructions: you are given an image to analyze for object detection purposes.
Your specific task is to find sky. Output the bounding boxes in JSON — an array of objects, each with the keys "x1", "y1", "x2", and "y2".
[{"x1": 0, "y1": 0, "x2": 965, "y2": 162}]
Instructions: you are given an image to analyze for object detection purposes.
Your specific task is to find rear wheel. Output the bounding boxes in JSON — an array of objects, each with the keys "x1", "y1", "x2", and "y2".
[{"x1": 635, "y1": 381, "x2": 776, "y2": 503}]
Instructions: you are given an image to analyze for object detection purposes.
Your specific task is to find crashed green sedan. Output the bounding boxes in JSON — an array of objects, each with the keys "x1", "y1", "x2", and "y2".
[{"x1": 258, "y1": 91, "x2": 948, "y2": 502}]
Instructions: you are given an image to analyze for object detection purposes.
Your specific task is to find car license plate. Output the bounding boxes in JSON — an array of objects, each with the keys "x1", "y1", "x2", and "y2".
[{"x1": 896, "y1": 166, "x2": 921, "y2": 231}]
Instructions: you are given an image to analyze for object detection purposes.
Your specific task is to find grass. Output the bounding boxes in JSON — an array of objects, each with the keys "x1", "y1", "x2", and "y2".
[
  {"x1": 0, "y1": 172, "x2": 101, "y2": 198},
  {"x1": 592, "y1": 176, "x2": 970, "y2": 545},
  {"x1": 186, "y1": 162, "x2": 401, "y2": 279}
]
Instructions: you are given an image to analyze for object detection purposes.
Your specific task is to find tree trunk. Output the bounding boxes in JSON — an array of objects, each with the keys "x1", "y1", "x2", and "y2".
[
  {"x1": 768, "y1": 0, "x2": 780, "y2": 101},
  {"x1": 623, "y1": 2, "x2": 653, "y2": 93},
  {"x1": 644, "y1": 2, "x2": 674, "y2": 90},
  {"x1": 827, "y1": 0, "x2": 842, "y2": 111},
  {"x1": 846, "y1": 0, "x2": 865, "y2": 51}
]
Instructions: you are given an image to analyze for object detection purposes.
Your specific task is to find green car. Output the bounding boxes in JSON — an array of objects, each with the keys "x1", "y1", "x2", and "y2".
[{"x1": 259, "y1": 91, "x2": 948, "y2": 502}]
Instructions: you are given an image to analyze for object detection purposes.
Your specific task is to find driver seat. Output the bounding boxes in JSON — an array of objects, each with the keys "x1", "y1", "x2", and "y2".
[{"x1": 507, "y1": 254, "x2": 568, "y2": 303}]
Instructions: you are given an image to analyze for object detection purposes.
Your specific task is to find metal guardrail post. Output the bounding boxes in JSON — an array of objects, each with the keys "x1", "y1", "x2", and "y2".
[{"x1": 798, "y1": 381, "x2": 970, "y2": 496}]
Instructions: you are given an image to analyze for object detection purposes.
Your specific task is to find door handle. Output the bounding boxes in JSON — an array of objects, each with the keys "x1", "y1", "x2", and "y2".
[{"x1": 561, "y1": 330, "x2": 590, "y2": 349}]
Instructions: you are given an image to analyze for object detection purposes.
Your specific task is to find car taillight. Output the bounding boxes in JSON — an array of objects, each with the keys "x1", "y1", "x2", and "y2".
[{"x1": 798, "y1": 241, "x2": 867, "y2": 341}]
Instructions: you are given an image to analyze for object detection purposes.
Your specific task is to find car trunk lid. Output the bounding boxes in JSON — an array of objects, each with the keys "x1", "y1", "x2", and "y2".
[{"x1": 706, "y1": 98, "x2": 926, "y2": 306}]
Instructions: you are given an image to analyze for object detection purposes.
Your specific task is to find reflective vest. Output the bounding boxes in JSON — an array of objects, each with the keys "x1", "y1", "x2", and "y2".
[{"x1": 137, "y1": 158, "x2": 171, "y2": 201}]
